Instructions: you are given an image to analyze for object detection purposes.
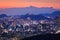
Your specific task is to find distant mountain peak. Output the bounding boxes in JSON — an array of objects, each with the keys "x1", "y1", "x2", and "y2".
[
  {"x1": 26, "y1": 6, "x2": 53, "y2": 9},
  {"x1": 27, "y1": 6, "x2": 37, "y2": 8},
  {"x1": 29, "y1": 6, "x2": 35, "y2": 7},
  {"x1": 0, "y1": 6, "x2": 60, "y2": 15}
]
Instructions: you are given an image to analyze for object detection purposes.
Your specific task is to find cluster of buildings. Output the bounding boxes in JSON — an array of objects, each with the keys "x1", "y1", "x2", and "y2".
[{"x1": 0, "y1": 16, "x2": 60, "y2": 38}]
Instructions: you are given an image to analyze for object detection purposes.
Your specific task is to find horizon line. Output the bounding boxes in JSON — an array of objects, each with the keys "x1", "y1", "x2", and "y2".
[{"x1": 0, "y1": 6, "x2": 60, "y2": 9}]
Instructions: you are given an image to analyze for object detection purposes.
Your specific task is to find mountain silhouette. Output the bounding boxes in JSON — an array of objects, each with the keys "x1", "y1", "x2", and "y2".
[
  {"x1": 20, "y1": 14, "x2": 52, "y2": 20},
  {"x1": 0, "y1": 6, "x2": 59, "y2": 15},
  {"x1": 51, "y1": 11, "x2": 60, "y2": 17},
  {"x1": 42, "y1": 11, "x2": 60, "y2": 18},
  {"x1": 0, "y1": 14, "x2": 8, "y2": 18}
]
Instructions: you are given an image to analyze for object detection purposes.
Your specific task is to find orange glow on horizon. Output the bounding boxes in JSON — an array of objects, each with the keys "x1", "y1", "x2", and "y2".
[{"x1": 0, "y1": 2, "x2": 60, "y2": 9}]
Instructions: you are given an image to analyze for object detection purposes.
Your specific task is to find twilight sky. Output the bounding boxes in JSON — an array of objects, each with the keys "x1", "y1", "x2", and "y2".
[{"x1": 0, "y1": 0, "x2": 60, "y2": 9}]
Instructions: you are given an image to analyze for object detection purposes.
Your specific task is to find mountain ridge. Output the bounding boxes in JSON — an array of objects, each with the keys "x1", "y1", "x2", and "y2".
[{"x1": 0, "y1": 6, "x2": 60, "y2": 15}]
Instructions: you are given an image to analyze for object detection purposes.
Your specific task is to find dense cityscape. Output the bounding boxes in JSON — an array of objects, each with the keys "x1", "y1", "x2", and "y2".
[
  {"x1": 0, "y1": 0, "x2": 60, "y2": 40},
  {"x1": 0, "y1": 13, "x2": 60, "y2": 40}
]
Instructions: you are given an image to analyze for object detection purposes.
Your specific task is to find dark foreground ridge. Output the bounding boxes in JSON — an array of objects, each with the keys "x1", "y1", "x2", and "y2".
[{"x1": 22, "y1": 33, "x2": 60, "y2": 40}]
